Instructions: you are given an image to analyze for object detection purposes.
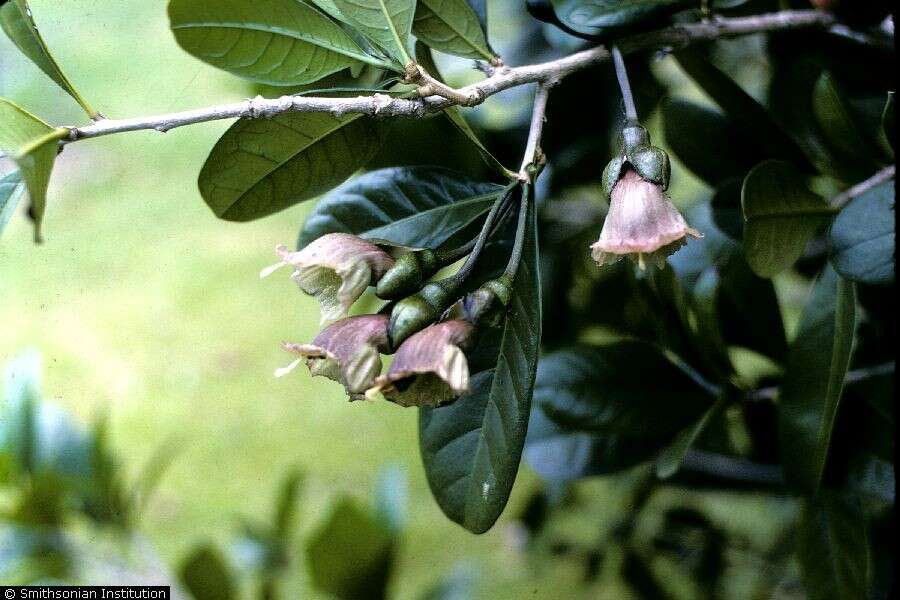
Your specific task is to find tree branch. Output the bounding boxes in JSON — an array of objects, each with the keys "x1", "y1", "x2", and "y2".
[
  {"x1": 830, "y1": 165, "x2": 895, "y2": 209},
  {"x1": 519, "y1": 83, "x2": 553, "y2": 178},
  {"x1": 65, "y1": 10, "x2": 839, "y2": 143}
]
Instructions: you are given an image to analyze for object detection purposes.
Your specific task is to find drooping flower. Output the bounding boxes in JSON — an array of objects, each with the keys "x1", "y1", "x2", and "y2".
[
  {"x1": 591, "y1": 169, "x2": 702, "y2": 269},
  {"x1": 260, "y1": 233, "x2": 394, "y2": 325},
  {"x1": 366, "y1": 320, "x2": 474, "y2": 408},
  {"x1": 276, "y1": 314, "x2": 390, "y2": 400}
]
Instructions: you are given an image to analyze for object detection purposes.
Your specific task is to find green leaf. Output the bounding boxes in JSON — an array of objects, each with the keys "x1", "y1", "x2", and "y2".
[
  {"x1": 372, "y1": 463, "x2": 407, "y2": 535},
  {"x1": 778, "y1": 266, "x2": 856, "y2": 495},
  {"x1": 443, "y1": 107, "x2": 514, "y2": 178},
  {"x1": 655, "y1": 398, "x2": 726, "y2": 479},
  {"x1": 674, "y1": 49, "x2": 809, "y2": 168},
  {"x1": 661, "y1": 99, "x2": 760, "y2": 186},
  {"x1": 812, "y1": 71, "x2": 879, "y2": 168},
  {"x1": 306, "y1": 498, "x2": 394, "y2": 600},
  {"x1": 796, "y1": 493, "x2": 870, "y2": 600},
  {"x1": 413, "y1": 0, "x2": 494, "y2": 60},
  {"x1": 332, "y1": 0, "x2": 416, "y2": 65},
  {"x1": 167, "y1": 0, "x2": 391, "y2": 86},
  {"x1": 534, "y1": 343, "x2": 712, "y2": 437},
  {"x1": 881, "y1": 91, "x2": 894, "y2": 154},
  {"x1": 418, "y1": 189, "x2": 541, "y2": 533},
  {"x1": 299, "y1": 166, "x2": 503, "y2": 248},
  {"x1": 829, "y1": 179, "x2": 894, "y2": 285},
  {"x1": 309, "y1": 0, "x2": 352, "y2": 23},
  {"x1": 179, "y1": 544, "x2": 237, "y2": 600},
  {"x1": 741, "y1": 160, "x2": 835, "y2": 277},
  {"x1": 0, "y1": 98, "x2": 67, "y2": 242},
  {"x1": 273, "y1": 469, "x2": 303, "y2": 538},
  {"x1": 549, "y1": 0, "x2": 687, "y2": 39},
  {"x1": 1, "y1": 169, "x2": 24, "y2": 237},
  {"x1": 0, "y1": 0, "x2": 97, "y2": 118},
  {"x1": 198, "y1": 111, "x2": 386, "y2": 221}
]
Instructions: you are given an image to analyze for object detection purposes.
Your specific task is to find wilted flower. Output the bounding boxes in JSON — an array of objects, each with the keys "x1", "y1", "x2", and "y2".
[
  {"x1": 366, "y1": 320, "x2": 474, "y2": 408},
  {"x1": 260, "y1": 233, "x2": 394, "y2": 325},
  {"x1": 591, "y1": 169, "x2": 702, "y2": 269},
  {"x1": 276, "y1": 314, "x2": 390, "y2": 400}
]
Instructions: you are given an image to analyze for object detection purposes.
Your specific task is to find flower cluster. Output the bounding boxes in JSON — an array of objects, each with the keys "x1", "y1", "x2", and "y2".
[
  {"x1": 591, "y1": 124, "x2": 702, "y2": 269},
  {"x1": 263, "y1": 233, "x2": 508, "y2": 408}
]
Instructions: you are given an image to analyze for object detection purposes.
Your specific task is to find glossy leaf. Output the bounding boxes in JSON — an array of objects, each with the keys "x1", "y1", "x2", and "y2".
[
  {"x1": 199, "y1": 112, "x2": 385, "y2": 221},
  {"x1": 413, "y1": 0, "x2": 494, "y2": 60},
  {"x1": 655, "y1": 398, "x2": 725, "y2": 479},
  {"x1": 797, "y1": 493, "x2": 870, "y2": 600},
  {"x1": 443, "y1": 107, "x2": 513, "y2": 178},
  {"x1": 829, "y1": 179, "x2": 894, "y2": 285},
  {"x1": 534, "y1": 343, "x2": 712, "y2": 437},
  {"x1": 332, "y1": 0, "x2": 416, "y2": 64},
  {"x1": 742, "y1": 160, "x2": 834, "y2": 277},
  {"x1": 661, "y1": 99, "x2": 760, "y2": 186},
  {"x1": 0, "y1": 169, "x2": 24, "y2": 237},
  {"x1": 299, "y1": 166, "x2": 504, "y2": 248},
  {"x1": 168, "y1": 0, "x2": 389, "y2": 86},
  {"x1": 0, "y1": 98, "x2": 67, "y2": 241},
  {"x1": 0, "y1": 0, "x2": 97, "y2": 117},
  {"x1": 717, "y1": 254, "x2": 787, "y2": 360},
  {"x1": 674, "y1": 49, "x2": 808, "y2": 168},
  {"x1": 306, "y1": 498, "x2": 394, "y2": 600},
  {"x1": 179, "y1": 545, "x2": 236, "y2": 600},
  {"x1": 778, "y1": 266, "x2": 856, "y2": 494},
  {"x1": 418, "y1": 190, "x2": 540, "y2": 533},
  {"x1": 812, "y1": 71, "x2": 880, "y2": 168},
  {"x1": 549, "y1": 0, "x2": 686, "y2": 38}
]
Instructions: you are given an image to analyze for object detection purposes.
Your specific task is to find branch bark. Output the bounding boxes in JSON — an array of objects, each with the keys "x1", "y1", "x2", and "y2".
[
  {"x1": 830, "y1": 165, "x2": 896, "y2": 209},
  {"x1": 66, "y1": 9, "x2": 840, "y2": 143}
]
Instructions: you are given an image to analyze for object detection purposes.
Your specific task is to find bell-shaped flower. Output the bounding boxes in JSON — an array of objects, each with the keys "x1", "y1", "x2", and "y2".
[
  {"x1": 276, "y1": 314, "x2": 390, "y2": 400},
  {"x1": 591, "y1": 169, "x2": 702, "y2": 270},
  {"x1": 366, "y1": 320, "x2": 474, "y2": 408},
  {"x1": 260, "y1": 233, "x2": 394, "y2": 325}
]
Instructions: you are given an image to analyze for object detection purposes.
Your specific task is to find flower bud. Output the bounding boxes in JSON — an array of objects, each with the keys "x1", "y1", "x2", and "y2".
[
  {"x1": 276, "y1": 314, "x2": 390, "y2": 400},
  {"x1": 592, "y1": 169, "x2": 702, "y2": 270},
  {"x1": 387, "y1": 281, "x2": 455, "y2": 348},
  {"x1": 260, "y1": 233, "x2": 394, "y2": 325},
  {"x1": 366, "y1": 320, "x2": 474, "y2": 407},
  {"x1": 375, "y1": 248, "x2": 440, "y2": 300},
  {"x1": 445, "y1": 277, "x2": 512, "y2": 327}
]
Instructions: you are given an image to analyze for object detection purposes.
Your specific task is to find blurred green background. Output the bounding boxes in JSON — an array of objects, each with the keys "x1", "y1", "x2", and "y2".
[{"x1": 0, "y1": 1, "x2": 582, "y2": 597}]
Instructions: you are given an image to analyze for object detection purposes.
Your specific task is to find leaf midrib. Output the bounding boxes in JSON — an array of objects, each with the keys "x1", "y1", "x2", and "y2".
[{"x1": 171, "y1": 20, "x2": 374, "y2": 65}]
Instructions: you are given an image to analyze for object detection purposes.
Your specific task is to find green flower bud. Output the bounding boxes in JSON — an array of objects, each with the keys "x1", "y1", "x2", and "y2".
[
  {"x1": 388, "y1": 281, "x2": 454, "y2": 348},
  {"x1": 375, "y1": 248, "x2": 440, "y2": 300},
  {"x1": 446, "y1": 277, "x2": 513, "y2": 327}
]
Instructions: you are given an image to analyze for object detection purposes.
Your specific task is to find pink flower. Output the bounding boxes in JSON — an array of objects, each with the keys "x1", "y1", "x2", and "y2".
[
  {"x1": 260, "y1": 233, "x2": 394, "y2": 325},
  {"x1": 276, "y1": 315, "x2": 390, "y2": 400},
  {"x1": 591, "y1": 170, "x2": 702, "y2": 269},
  {"x1": 366, "y1": 320, "x2": 474, "y2": 407}
]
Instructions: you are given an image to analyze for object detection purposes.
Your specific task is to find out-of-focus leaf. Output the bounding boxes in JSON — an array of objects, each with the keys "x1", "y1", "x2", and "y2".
[
  {"x1": 306, "y1": 498, "x2": 394, "y2": 600},
  {"x1": 655, "y1": 398, "x2": 726, "y2": 479},
  {"x1": 797, "y1": 493, "x2": 870, "y2": 600},
  {"x1": 742, "y1": 160, "x2": 834, "y2": 277},
  {"x1": 413, "y1": 0, "x2": 494, "y2": 60},
  {"x1": 812, "y1": 71, "x2": 881, "y2": 170},
  {"x1": 534, "y1": 343, "x2": 712, "y2": 437},
  {"x1": 199, "y1": 112, "x2": 385, "y2": 221},
  {"x1": 372, "y1": 464, "x2": 407, "y2": 535},
  {"x1": 0, "y1": 99, "x2": 67, "y2": 241},
  {"x1": 674, "y1": 49, "x2": 809, "y2": 168},
  {"x1": 299, "y1": 166, "x2": 504, "y2": 248},
  {"x1": 274, "y1": 469, "x2": 303, "y2": 538},
  {"x1": 717, "y1": 254, "x2": 787, "y2": 360},
  {"x1": 661, "y1": 99, "x2": 760, "y2": 186},
  {"x1": 0, "y1": 169, "x2": 24, "y2": 237},
  {"x1": 419, "y1": 187, "x2": 540, "y2": 534},
  {"x1": 179, "y1": 544, "x2": 237, "y2": 600},
  {"x1": 0, "y1": 0, "x2": 97, "y2": 117},
  {"x1": 709, "y1": 177, "x2": 743, "y2": 240},
  {"x1": 418, "y1": 564, "x2": 477, "y2": 600},
  {"x1": 168, "y1": 0, "x2": 392, "y2": 86},
  {"x1": 549, "y1": 0, "x2": 687, "y2": 39},
  {"x1": 778, "y1": 266, "x2": 856, "y2": 494},
  {"x1": 829, "y1": 179, "x2": 894, "y2": 285},
  {"x1": 332, "y1": 0, "x2": 415, "y2": 64},
  {"x1": 881, "y1": 91, "x2": 895, "y2": 153}
]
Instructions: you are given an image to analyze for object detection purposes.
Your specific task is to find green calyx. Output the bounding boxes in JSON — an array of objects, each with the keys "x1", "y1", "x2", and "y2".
[
  {"x1": 375, "y1": 248, "x2": 440, "y2": 300},
  {"x1": 449, "y1": 277, "x2": 513, "y2": 327},
  {"x1": 601, "y1": 124, "x2": 671, "y2": 200},
  {"x1": 388, "y1": 280, "x2": 455, "y2": 348}
]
